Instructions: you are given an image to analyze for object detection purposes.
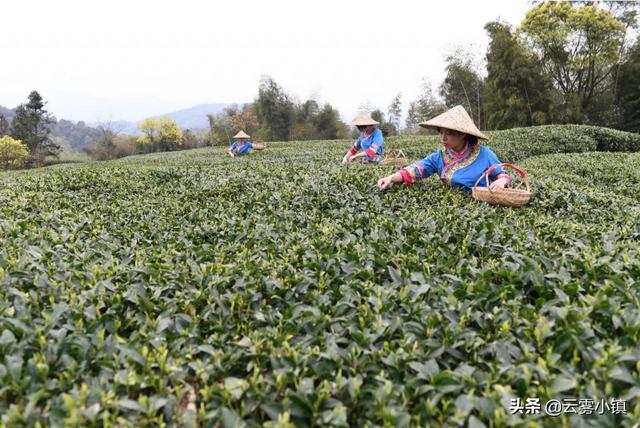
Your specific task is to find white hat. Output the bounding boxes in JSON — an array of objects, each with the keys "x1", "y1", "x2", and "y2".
[
  {"x1": 233, "y1": 130, "x2": 250, "y2": 139},
  {"x1": 351, "y1": 112, "x2": 380, "y2": 126},
  {"x1": 419, "y1": 105, "x2": 487, "y2": 139}
]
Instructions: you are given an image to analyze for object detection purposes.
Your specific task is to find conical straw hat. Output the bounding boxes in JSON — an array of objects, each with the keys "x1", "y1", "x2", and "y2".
[
  {"x1": 351, "y1": 112, "x2": 380, "y2": 126},
  {"x1": 233, "y1": 130, "x2": 250, "y2": 139},
  {"x1": 419, "y1": 105, "x2": 488, "y2": 140}
]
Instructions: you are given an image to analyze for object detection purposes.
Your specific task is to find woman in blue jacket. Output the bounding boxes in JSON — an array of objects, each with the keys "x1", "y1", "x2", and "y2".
[
  {"x1": 342, "y1": 112, "x2": 384, "y2": 164},
  {"x1": 226, "y1": 130, "x2": 265, "y2": 157},
  {"x1": 377, "y1": 106, "x2": 510, "y2": 191}
]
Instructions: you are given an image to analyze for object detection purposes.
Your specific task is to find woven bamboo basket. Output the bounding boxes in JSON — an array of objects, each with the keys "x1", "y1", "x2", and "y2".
[
  {"x1": 472, "y1": 163, "x2": 532, "y2": 208},
  {"x1": 381, "y1": 148, "x2": 409, "y2": 166}
]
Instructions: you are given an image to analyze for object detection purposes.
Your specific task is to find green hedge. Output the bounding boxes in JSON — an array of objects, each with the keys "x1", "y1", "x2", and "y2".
[
  {"x1": 386, "y1": 125, "x2": 640, "y2": 163},
  {"x1": 490, "y1": 125, "x2": 640, "y2": 162},
  {"x1": 580, "y1": 125, "x2": 640, "y2": 152}
]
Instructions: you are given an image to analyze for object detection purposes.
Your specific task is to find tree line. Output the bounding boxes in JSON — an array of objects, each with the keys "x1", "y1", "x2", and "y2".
[
  {"x1": 212, "y1": 1, "x2": 640, "y2": 142},
  {"x1": 1, "y1": 1, "x2": 638, "y2": 169},
  {"x1": 406, "y1": 1, "x2": 640, "y2": 133},
  {"x1": 206, "y1": 77, "x2": 351, "y2": 145}
]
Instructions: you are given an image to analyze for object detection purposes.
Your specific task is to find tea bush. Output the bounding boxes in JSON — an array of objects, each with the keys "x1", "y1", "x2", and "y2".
[{"x1": 1, "y1": 127, "x2": 639, "y2": 427}]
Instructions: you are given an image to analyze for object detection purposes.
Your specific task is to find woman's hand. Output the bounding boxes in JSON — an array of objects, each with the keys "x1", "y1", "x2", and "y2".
[
  {"x1": 378, "y1": 172, "x2": 404, "y2": 190},
  {"x1": 377, "y1": 175, "x2": 394, "y2": 190},
  {"x1": 490, "y1": 177, "x2": 508, "y2": 191},
  {"x1": 342, "y1": 154, "x2": 350, "y2": 164}
]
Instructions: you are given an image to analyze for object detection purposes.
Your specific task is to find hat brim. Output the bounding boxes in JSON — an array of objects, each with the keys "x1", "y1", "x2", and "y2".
[
  {"x1": 233, "y1": 131, "x2": 251, "y2": 139},
  {"x1": 418, "y1": 122, "x2": 488, "y2": 140},
  {"x1": 351, "y1": 120, "x2": 379, "y2": 126}
]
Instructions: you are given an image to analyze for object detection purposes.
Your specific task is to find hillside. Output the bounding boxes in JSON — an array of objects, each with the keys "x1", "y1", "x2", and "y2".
[
  {"x1": 0, "y1": 105, "x2": 102, "y2": 152},
  {"x1": 0, "y1": 105, "x2": 15, "y2": 121},
  {"x1": 0, "y1": 102, "x2": 232, "y2": 151},
  {"x1": 98, "y1": 103, "x2": 231, "y2": 135}
]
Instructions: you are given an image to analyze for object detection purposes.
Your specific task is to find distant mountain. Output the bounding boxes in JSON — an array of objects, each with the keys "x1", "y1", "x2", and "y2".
[
  {"x1": 1, "y1": 102, "x2": 236, "y2": 151},
  {"x1": 0, "y1": 104, "x2": 102, "y2": 152},
  {"x1": 92, "y1": 103, "x2": 232, "y2": 135},
  {"x1": 0, "y1": 105, "x2": 15, "y2": 121},
  {"x1": 157, "y1": 103, "x2": 230, "y2": 129}
]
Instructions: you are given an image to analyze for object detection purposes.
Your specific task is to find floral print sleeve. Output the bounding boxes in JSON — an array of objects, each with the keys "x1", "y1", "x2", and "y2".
[{"x1": 400, "y1": 151, "x2": 441, "y2": 185}]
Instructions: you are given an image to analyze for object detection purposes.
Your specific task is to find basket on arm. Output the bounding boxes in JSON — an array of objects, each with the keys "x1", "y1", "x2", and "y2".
[
  {"x1": 472, "y1": 163, "x2": 532, "y2": 208},
  {"x1": 381, "y1": 148, "x2": 409, "y2": 166}
]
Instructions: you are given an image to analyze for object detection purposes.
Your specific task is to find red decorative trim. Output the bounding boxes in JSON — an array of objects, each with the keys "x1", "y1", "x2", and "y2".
[
  {"x1": 365, "y1": 149, "x2": 376, "y2": 158},
  {"x1": 400, "y1": 169, "x2": 413, "y2": 185}
]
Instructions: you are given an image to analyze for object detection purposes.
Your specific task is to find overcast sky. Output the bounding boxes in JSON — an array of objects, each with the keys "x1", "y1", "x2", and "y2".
[{"x1": 2, "y1": 0, "x2": 532, "y2": 123}]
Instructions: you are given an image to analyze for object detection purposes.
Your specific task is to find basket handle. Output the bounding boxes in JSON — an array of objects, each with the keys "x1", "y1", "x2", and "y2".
[{"x1": 473, "y1": 163, "x2": 530, "y2": 193}]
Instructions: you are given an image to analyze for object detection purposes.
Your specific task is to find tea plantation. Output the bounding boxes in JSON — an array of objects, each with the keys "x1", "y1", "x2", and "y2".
[{"x1": 1, "y1": 125, "x2": 639, "y2": 427}]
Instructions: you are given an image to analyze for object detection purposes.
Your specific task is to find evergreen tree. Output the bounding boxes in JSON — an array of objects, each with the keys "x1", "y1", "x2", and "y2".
[
  {"x1": 10, "y1": 91, "x2": 60, "y2": 166},
  {"x1": 370, "y1": 109, "x2": 394, "y2": 137},
  {"x1": 255, "y1": 76, "x2": 295, "y2": 141},
  {"x1": 484, "y1": 21, "x2": 554, "y2": 129},
  {"x1": 297, "y1": 99, "x2": 320, "y2": 123},
  {"x1": 0, "y1": 113, "x2": 9, "y2": 136},
  {"x1": 440, "y1": 51, "x2": 486, "y2": 129},
  {"x1": 616, "y1": 37, "x2": 640, "y2": 132},
  {"x1": 313, "y1": 103, "x2": 345, "y2": 140},
  {"x1": 387, "y1": 93, "x2": 402, "y2": 135},
  {"x1": 405, "y1": 79, "x2": 447, "y2": 133}
]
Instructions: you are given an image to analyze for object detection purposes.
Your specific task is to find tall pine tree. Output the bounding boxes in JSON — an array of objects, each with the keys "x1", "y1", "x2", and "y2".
[{"x1": 10, "y1": 91, "x2": 59, "y2": 166}]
